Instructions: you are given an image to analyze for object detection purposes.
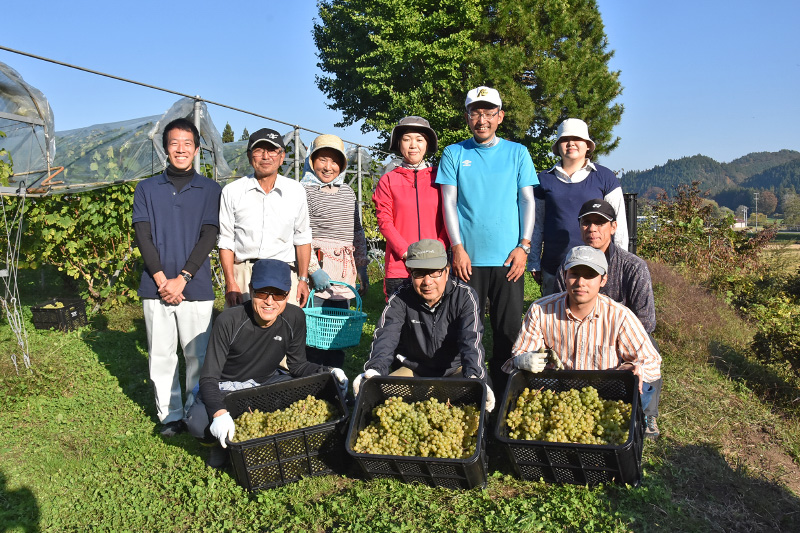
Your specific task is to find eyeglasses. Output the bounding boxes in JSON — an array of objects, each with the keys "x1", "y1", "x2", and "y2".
[
  {"x1": 410, "y1": 267, "x2": 446, "y2": 279},
  {"x1": 253, "y1": 289, "x2": 289, "y2": 302},
  {"x1": 467, "y1": 110, "x2": 500, "y2": 121},
  {"x1": 251, "y1": 146, "x2": 283, "y2": 158}
]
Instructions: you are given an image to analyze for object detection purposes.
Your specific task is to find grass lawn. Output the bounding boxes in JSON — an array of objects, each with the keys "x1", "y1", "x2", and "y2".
[{"x1": 1, "y1": 264, "x2": 799, "y2": 532}]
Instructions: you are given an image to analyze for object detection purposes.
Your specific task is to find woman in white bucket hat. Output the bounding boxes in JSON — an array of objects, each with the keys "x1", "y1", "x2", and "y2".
[{"x1": 528, "y1": 118, "x2": 628, "y2": 296}]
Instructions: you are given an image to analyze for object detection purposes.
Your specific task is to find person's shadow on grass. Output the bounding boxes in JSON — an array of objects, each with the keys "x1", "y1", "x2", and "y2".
[{"x1": 0, "y1": 469, "x2": 40, "y2": 533}]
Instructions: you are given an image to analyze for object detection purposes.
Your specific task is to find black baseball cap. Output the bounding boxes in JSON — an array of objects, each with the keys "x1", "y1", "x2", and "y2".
[
  {"x1": 247, "y1": 128, "x2": 285, "y2": 151},
  {"x1": 578, "y1": 199, "x2": 616, "y2": 221}
]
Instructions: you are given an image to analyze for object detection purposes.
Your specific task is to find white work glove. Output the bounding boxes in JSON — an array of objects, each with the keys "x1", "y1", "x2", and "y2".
[
  {"x1": 353, "y1": 369, "x2": 380, "y2": 396},
  {"x1": 209, "y1": 412, "x2": 236, "y2": 448},
  {"x1": 513, "y1": 350, "x2": 548, "y2": 373},
  {"x1": 330, "y1": 367, "x2": 349, "y2": 397},
  {"x1": 470, "y1": 375, "x2": 495, "y2": 412},
  {"x1": 485, "y1": 385, "x2": 496, "y2": 413}
]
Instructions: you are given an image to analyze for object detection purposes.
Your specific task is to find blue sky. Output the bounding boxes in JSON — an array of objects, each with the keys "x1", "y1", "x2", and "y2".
[{"x1": 2, "y1": 1, "x2": 798, "y2": 173}]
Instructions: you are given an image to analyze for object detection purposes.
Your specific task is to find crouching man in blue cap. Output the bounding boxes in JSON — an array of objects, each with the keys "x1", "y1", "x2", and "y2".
[
  {"x1": 353, "y1": 239, "x2": 495, "y2": 413},
  {"x1": 185, "y1": 258, "x2": 348, "y2": 468}
]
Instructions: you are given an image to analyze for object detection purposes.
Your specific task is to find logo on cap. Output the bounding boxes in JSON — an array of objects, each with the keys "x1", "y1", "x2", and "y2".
[
  {"x1": 593, "y1": 203, "x2": 601, "y2": 208},
  {"x1": 266, "y1": 133, "x2": 278, "y2": 139},
  {"x1": 478, "y1": 88, "x2": 489, "y2": 97}
]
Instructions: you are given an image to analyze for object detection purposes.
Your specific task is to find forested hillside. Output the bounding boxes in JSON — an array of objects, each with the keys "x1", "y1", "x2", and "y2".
[
  {"x1": 743, "y1": 158, "x2": 800, "y2": 191},
  {"x1": 619, "y1": 150, "x2": 800, "y2": 211}
]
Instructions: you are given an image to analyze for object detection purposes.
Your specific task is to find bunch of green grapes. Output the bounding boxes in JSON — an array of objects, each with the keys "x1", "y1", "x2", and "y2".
[
  {"x1": 231, "y1": 395, "x2": 337, "y2": 442},
  {"x1": 505, "y1": 386, "x2": 631, "y2": 445},
  {"x1": 353, "y1": 396, "x2": 480, "y2": 459}
]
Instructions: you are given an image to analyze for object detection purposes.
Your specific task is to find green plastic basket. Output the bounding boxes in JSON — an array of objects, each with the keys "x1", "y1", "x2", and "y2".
[{"x1": 304, "y1": 281, "x2": 367, "y2": 350}]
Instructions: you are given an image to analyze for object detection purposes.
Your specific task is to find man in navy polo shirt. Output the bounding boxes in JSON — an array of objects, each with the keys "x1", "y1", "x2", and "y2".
[{"x1": 133, "y1": 118, "x2": 222, "y2": 437}]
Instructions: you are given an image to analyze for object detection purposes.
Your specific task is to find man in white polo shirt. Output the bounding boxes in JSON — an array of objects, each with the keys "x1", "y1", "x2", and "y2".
[{"x1": 218, "y1": 128, "x2": 312, "y2": 308}]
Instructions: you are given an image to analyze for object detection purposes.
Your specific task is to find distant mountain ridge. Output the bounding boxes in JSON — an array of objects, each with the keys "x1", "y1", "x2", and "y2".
[{"x1": 619, "y1": 149, "x2": 800, "y2": 209}]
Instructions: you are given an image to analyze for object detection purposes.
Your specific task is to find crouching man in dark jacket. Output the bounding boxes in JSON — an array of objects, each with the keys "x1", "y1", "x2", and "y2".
[{"x1": 353, "y1": 239, "x2": 495, "y2": 412}]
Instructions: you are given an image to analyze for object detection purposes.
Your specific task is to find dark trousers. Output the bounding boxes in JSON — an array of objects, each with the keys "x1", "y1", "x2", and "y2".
[
  {"x1": 305, "y1": 296, "x2": 348, "y2": 368},
  {"x1": 461, "y1": 266, "x2": 524, "y2": 395},
  {"x1": 383, "y1": 277, "x2": 408, "y2": 301}
]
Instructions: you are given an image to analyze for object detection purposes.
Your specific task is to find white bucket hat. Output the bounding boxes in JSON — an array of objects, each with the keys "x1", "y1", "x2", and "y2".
[{"x1": 551, "y1": 118, "x2": 596, "y2": 156}]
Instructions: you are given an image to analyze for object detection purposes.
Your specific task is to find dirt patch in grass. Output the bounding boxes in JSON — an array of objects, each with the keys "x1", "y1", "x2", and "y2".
[{"x1": 721, "y1": 421, "x2": 800, "y2": 497}]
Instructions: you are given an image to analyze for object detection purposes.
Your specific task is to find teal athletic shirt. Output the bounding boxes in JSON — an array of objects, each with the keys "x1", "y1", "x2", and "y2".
[{"x1": 436, "y1": 137, "x2": 538, "y2": 267}]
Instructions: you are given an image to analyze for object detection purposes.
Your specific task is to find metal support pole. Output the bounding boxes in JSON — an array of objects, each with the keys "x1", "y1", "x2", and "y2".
[
  {"x1": 193, "y1": 97, "x2": 201, "y2": 173},
  {"x1": 356, "y1": 146, "x2": 363, "y2": 225},
  {"x1": 293, "y1": 126, "x2": 301, "y2": 181},
  {"x1": 623, "y1": 192, "x2": 638, "y2": 255},
  {"x1": 754, "y1": 192, "x2": 759, "y2": 231}
]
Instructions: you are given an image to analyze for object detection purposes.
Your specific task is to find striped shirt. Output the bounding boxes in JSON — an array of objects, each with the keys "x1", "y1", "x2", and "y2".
[
  {"x1": 304, "y1": 184, "x2": 368, "y2": 266},
  {"x1": 503, "y1": 292, "x2": 661, "y2": 383}
]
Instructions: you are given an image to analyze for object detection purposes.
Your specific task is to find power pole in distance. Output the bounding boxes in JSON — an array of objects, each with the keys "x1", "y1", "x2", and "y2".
[{"x1": 754, "y1": 192, "x2": 759, "y2": 231}]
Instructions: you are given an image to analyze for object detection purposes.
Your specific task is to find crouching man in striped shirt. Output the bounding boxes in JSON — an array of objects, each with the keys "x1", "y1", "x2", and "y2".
[{"x1": 503, "y1": 246, "x2": 661, "y2": 408}]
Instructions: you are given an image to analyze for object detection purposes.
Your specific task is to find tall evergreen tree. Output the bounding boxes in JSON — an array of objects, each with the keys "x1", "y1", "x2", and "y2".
[
  {"x1": 314, "y1": 0, "x2": 622, "y2": 168},
  {"x1": 222, "y1": 122, "x2": 234, "y2": 143},
  {"x1": 240, "y1": 128, "x2": 250, "y2": 141}
]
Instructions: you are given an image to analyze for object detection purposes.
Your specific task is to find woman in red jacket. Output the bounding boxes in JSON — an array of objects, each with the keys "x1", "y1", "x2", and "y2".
[{"x1": 372, "y1": 117, "x2": 449, "y2": 300}]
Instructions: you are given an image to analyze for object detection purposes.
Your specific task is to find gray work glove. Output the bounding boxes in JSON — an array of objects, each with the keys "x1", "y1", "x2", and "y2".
[
  {"x1": 357, "y1": 266, "x2": 369, "y2": 296},
  {"x1": 353, "y1": 369, "x2": 380, "y2": 396},
  {"x1": 310, "y1": 269, "x2": 332, "y2": 290},
  {"x1": 330, "y1": 368, "x2": 349, "y2": 397},
  {"x1": 209, "y1": 412, "x2": 235, "y2": 448}
]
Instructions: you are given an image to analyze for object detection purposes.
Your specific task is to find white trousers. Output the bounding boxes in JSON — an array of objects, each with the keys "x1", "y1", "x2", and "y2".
[{"x1": 143, "y1": 299, "x2": 214, "y2": 423}]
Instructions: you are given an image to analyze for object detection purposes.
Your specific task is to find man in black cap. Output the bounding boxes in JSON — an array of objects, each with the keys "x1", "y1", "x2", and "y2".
[
  {"x1": 353, "y1": 239, "x2": 495, "y2": 413},
  {"x1": 218, "y1": 128, "x2": 313, "y2": 308},
  {"x1": 185, "y1": 258, "x2": 348, "y2": 467},
  {"x1": 554, "y1": 199, "x2": 662, "y2": 439}
]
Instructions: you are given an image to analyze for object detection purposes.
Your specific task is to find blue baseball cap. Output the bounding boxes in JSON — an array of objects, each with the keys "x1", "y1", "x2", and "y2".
[{"x1": 250, "y1": 259, "x2": 291, "y2": 292}]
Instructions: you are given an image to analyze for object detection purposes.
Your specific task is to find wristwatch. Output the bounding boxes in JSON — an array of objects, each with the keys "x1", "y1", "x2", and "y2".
[
  {"x1": 180, "y1": 271, "x2": 193, "y2": 283},
  {"x1": 516, "y1": 243, "x2": 531, "y2": 254},
  {"x1": 297, "y1": 276, "x2": 310, "y2": 283}
]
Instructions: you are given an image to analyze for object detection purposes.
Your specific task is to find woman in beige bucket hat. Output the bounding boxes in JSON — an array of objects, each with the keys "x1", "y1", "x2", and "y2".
[{"x1": 301, "y1": 134, "x2": 369, "y2": 367}]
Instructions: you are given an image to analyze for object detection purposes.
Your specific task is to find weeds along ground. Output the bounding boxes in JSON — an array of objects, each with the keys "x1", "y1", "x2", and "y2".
[{"x1": 0, "y1": 264, "x2": 799, "y2": 532}]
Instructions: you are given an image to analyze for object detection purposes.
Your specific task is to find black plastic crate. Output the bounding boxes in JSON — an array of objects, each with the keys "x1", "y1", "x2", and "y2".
[
  {"x1": 31, "y1": 298, "x2": 87, "y2": 331},
  {"x1": 223, "y1": 372, "x2": 349, "y2": 491},
  {"x1": 345, "y1": 376, "x2": 488, "y2": 490},
  {"x1": 493, "y1": 370, "x2": 644, "y2": 486}
]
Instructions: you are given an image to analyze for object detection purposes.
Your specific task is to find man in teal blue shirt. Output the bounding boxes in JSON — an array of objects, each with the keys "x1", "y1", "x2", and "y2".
[{"x1": 436, "y1": 86, "x2": 538, "y2": 390}]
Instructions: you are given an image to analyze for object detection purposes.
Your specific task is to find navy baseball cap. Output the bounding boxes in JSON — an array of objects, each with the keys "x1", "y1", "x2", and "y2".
[{"x1": 250, "y1": 259, "x2": 291, "y2": 292}]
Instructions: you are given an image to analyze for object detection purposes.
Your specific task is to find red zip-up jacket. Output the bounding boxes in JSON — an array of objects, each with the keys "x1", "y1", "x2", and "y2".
[{"x1": 372, "y1": 165, "x2": 449, "y2": 279}]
